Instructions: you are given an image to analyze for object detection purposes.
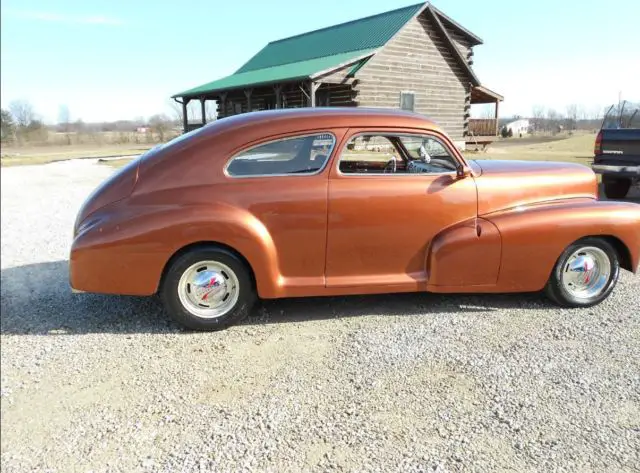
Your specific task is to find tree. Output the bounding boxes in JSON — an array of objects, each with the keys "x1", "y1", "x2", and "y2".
[
  {"x1": 205, "y1": 101, "x2": 217, "y2": 122},
  {"x1": 565, "y1": 104, "x2": 578, "y2": 131},
  {"x1": 58, "y1": 105, "x2": 71, "y2": 132},
  {"x1": 531, "y1": 105, "x2": 545, "y2": 133},
  {"x1": 149, "y1": 114, "x2": 171, "y2": 142},
  {"x1": 168, "y1": 99, "x2": 198, "y2": 126},
  {"x1": 1, "y1": 109, "x2": 15, "y2": 142},
  {"x1": 9, "y1": 100, "x2": 35, "y2": 128}
]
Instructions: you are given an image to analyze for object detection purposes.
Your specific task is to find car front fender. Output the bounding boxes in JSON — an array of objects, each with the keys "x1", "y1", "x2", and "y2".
[{"x1": 486, "y1": 198, "x2": 640, "y2": 292}]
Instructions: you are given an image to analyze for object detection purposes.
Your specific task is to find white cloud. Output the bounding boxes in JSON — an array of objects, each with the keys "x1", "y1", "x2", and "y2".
[{"x1": 8, "y1": 10, "x2": 123, "y2": 26}]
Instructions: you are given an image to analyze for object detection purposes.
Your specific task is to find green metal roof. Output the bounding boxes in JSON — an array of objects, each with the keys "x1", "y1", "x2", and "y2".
[
  {"x1": 174, "y1": 49, "x2": 376, "y2": 97},
  {"x1": 173, "y1": 2, "x2": 425, "y2": 98},
  {"x1": 237, "y1": 2, "x2": 424, "y2": 73}
]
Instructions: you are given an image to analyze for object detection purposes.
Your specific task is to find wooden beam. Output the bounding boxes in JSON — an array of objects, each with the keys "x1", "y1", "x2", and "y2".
[
  {"x1": 200, "y1": 98, "x2": 206, "y2": 125},
  {"x1": 244, "y1": 89, "x2": 253, "y2": 112},
  {"x1": 494, "y1": 99, "x2": 500, "y2": 135}
]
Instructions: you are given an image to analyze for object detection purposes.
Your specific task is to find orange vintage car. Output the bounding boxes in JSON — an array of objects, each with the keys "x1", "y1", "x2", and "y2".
[{"x1": 70, "y1": 108, "x2": 640, "y2": 330}]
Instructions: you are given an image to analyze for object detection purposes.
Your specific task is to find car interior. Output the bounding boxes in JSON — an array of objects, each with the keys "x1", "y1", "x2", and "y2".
[{"x1": 339, "y1": 134, "x2": 459, "y2": 175}]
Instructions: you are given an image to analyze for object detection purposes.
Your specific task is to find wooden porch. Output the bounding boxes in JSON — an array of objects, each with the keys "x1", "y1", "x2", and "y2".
[
  {"x1": 465, "y1": 85, "x2": 503, "y2": 150},
  {"x1": 175, "y1": 79, "x2": 356, "y2": 133}
]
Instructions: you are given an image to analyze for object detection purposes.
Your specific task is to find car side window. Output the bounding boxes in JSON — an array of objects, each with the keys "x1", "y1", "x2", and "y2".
[
  {"x1": 226, "y1": 133, "x2": 335, "y2": 177},
  {"x1": 339, "y1": 134, "x2": 458, "y2": 175},
  {"x1": 339, "y1": 135, "x2": 403, "y2": 174}
]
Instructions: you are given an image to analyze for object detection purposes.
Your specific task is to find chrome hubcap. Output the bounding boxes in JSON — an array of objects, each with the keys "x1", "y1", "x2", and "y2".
[
  {"x1": 178, "y1": 261, "x2": 239, "y2": 318},
  {"x1": 561, "y1": 247, "x2": 611, "y2": 299}
]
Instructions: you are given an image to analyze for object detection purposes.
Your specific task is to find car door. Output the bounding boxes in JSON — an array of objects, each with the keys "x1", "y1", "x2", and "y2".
[
  {"x1": 325, "y1": 128, "x2": 478, "y2": 289},
  {"x1": 223, "y1": 130, "x2": 345, "y2": 295}
]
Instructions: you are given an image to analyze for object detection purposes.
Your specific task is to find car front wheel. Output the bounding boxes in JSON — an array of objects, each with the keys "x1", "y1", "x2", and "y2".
[
  {"x1": 545, "y1": 238, "x2": 619, "y2": 308},
  {"x1": 160, "y1": 247, "x2": 256, "y2": 331}
]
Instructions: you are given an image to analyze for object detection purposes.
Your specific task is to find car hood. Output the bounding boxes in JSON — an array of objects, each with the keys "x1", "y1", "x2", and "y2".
[{"x1": 472, "y1": 160, "x2": 598, "y2": 215}]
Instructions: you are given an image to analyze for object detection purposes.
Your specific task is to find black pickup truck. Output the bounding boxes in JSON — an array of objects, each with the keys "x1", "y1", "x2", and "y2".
[{"x1": 592, "y1": 101, "x2": 640, "y2": 199}]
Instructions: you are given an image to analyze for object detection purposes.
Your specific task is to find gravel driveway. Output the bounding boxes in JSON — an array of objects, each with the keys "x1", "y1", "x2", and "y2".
[{"x1": 1, "y1": 160, "x2": 639, "y2": 472}]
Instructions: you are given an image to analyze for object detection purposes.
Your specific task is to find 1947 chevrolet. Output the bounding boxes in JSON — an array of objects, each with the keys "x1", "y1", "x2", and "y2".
[{"x1": 70, "y1": 108, "x2": 640, "y2": 330}]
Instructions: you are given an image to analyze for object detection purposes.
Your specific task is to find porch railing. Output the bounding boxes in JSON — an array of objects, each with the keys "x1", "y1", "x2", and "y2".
[{"x1": 468, "y1": 119, "x2": 498, "y2": 136}]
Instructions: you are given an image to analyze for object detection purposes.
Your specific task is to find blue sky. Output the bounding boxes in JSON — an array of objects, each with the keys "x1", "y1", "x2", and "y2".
[{"x1": 1, "y1": 0, "x2": 638, "y2": 123}]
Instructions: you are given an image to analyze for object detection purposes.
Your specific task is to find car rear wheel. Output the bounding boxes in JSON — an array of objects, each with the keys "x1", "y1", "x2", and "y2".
[
  {"x1": 160, "y1": 247, "x2": 256, "y2": 331},
  {"x1": 602, "y1": 177, "x2": 631, "y2": 199},
  {"x1": 545, "y1": 238, "x2": 619, "y2": 308}
]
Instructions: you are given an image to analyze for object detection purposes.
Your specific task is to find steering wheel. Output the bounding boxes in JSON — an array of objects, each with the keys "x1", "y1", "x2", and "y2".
[{"x1": 383, "y1": 155, "x2": 398, "y2": 174}]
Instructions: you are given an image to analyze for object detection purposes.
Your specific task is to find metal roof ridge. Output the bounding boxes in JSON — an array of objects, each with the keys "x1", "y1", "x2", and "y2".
[{"x1": 266, "y1": 1, "x2": 426, "y2": 45}]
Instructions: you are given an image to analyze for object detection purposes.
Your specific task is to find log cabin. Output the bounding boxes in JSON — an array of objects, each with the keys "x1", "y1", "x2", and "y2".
[{"x1": 172, "y1": 1, "x2": 503, "y2": 149}]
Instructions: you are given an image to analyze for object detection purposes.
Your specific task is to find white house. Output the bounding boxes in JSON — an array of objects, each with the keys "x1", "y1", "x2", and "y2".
[{"x1": 504, "y1": 119, "x2": 530, "y2": 137}]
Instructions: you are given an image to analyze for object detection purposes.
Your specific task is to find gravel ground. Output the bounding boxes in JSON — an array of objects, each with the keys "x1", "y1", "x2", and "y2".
[{"x1": 1, "y1": 160, "x2": 639, "y2": 472}]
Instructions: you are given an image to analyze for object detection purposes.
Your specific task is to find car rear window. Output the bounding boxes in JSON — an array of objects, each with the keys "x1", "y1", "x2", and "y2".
[{"x1": 226, "y1": 133, "x2": 335, "y2": 177}]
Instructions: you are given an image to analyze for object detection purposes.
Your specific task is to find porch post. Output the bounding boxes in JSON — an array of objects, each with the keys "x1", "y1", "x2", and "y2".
[
  {"x1": 200, "y1": 97, "x2": 206, "y2": 125},
  {"x1": 182, "y1": 98, "x2": 190, "y2": 132},
  {"x1": 244, "y1": 89, "x2": 253, "y2": 112},
  {"x1": 494, "y1": 99, "x2": 500, "y2": 135},
  {"x1": 219, "y1": 92, "x2": 227, "y2": 118},
  {"x1": 274, "y1": 84, "x2": 282, "y2": 109},
  {"x1": 309, "y1": 81, "x2": 320, "y2": 107}
]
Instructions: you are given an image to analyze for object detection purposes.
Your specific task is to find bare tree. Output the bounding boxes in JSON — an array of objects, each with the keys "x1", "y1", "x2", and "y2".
[
  {"x1": 590, "y1": 104, "x2": 604, "y2": 121},
  {"x1": 577, "y1": 104, "x2": 587, "y2": 121},
  {"x1": 9, "y1": 100, "x2": 35, "y2": 128},
  {"x1": 546, "y1": 108, "x2": 562, "y2": 134},
  {"x1": 565, "y1": 104, "x2": 578, "y2": 131},
  {"x1": 478, "y1": 104, "x2": 494, "y2": 119},
  {"x1": 531, "y1": 105, "x2": 545, "y2": 133},
  {"x1": 168, "y1": 100, "x2": 183, "y2": 124},
  {"x1": 149, "y1": 114, "x2": 171, "y2": 142},
  {"x1": 168, "y1": 99, "x2": 197, "y2": 127},
  {"x1": 205, "y1": 101, "x2": 217, "y2": 122},
  {"x1": 58, "y1": 105, "x2": 71, "y2": 131}
]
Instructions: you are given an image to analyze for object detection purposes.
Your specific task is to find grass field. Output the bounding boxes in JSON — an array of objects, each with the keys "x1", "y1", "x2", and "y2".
[
  {"x1": 0, "y1": 144, "x2": 153, "y2": 167},
  {"x1": 464, "y1": 133, "x2": 595, "y2": 165}
]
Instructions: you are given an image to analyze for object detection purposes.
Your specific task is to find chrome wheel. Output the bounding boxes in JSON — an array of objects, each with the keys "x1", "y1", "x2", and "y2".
[
  {"x1": 177, "y1": 261, "x2": 240, "y2": 318},
  {"x1": 561, "y1": 246, "x2": 611, "y2": 299}
]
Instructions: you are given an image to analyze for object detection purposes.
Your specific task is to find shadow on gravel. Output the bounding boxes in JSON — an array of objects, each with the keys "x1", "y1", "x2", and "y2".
[{"x1": 0, "y1": 260, "x2": 552, "y2": 336}]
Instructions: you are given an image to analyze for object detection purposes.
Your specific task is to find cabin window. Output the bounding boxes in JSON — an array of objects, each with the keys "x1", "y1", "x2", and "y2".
[
  {"x1": 226, "y1": 133, "x2": 336, "y2": 177},
  {"x1": 338, "y1": 133, "x2": 458, "y2": 175},
  {"x1": 400, "y1": 92, "x2": 415, "y2": 112}
]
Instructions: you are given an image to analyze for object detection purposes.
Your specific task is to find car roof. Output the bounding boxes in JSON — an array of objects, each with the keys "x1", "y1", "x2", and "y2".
[{"x1": 198, "y1": 107, "x2": 442, "y2": 139}]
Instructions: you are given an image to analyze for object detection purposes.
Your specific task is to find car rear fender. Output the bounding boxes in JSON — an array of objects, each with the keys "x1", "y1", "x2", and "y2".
[
  {"x1": 70, "y1": 201, "x2": 282, "y2": 297},
  {"x1": 485, "y1": 198, "x2": 640, "y2": 292}
]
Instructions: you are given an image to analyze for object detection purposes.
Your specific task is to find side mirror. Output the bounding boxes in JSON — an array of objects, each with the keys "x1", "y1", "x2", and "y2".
[{"x1": 456, "y1": 164, "x2": 471, "y2": 179}]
